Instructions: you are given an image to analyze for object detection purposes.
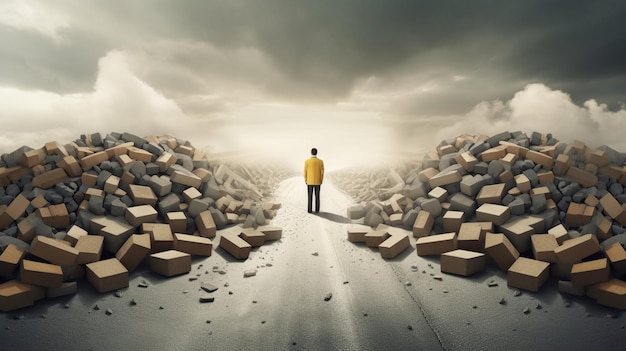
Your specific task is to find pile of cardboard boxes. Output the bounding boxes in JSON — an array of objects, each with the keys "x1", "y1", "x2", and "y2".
[
  {"x1": 346, "y1": 131, "x2": 626, "y2": 310},
  {"x1": 0, "y1": 132, "x2": 283, "y2": 312}
]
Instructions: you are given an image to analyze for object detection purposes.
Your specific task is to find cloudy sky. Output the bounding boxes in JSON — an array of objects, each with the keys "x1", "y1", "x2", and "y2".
[{"x1": 1, "y1": 1, "x2": 626, "y2": 170}]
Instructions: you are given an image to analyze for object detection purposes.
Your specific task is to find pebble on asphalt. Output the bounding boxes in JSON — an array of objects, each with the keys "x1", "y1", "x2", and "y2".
[{"x1": 324, "y1": 293, "x2": 333, "y2": 301}]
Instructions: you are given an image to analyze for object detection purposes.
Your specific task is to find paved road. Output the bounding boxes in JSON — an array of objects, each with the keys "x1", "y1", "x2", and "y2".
[{"x1": 2, "y1": 177, "x2": 624, "y2": 350}]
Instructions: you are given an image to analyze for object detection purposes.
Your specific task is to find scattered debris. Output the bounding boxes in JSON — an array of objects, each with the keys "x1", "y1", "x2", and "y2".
[
  {"x1": 138, "y1": 281, "x2": 149, "y2": 288},
  {"x1": 201, "y1": 282, "x2": 219, "y2": 293},
  {"x1": 487, "y1": 280, "x2": 498, "y2": 287},
  {"x1": 312, "y1": 252, "x2": 319, "y2": 256},
  {"x1": 199, "y1": 297, "x2": 215, "y2": 303},
  {"x1": 105, "y1": 308, "x2": 113, "y2": 315},
  {"x1": 324, "y1": 293, "x2": 333, "y2": 301},
  {"x1": 513, "y1": 290, "x2": 522, "y2": 297},
  {"x1": 433, "y1": 275, "x2": 443, "y2": 281},
  {"x1": 244, "y1": 270, "x2": 257, "y2": 278},
  {"x1": 499, "y1": 298, "x2": 507, "y2": 305},
  {"x1": 130, "y1": 299, "x2": 138, "y2": 306}
]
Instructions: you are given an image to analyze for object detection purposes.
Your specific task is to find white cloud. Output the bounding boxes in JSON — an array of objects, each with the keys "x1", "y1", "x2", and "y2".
[
  {"x1": 437, "y1": 83, "x2": 626, "y2": 150},
  {"x1": 0, "y1": 0, "x2": 70, "y2": 43}
]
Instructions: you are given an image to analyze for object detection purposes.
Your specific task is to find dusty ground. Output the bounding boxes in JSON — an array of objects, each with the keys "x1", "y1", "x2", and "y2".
[{"x1": 1, "y1": 177, "x2": 625, "y2": 350}]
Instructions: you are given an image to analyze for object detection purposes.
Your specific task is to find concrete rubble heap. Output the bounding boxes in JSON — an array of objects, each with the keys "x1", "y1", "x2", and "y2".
[
  {"x1": 343, "y1": 131, "x2": 626, "y2": 310},
  {"x1": 0, "y1": 132, "x2": 285, "y2": 312}
]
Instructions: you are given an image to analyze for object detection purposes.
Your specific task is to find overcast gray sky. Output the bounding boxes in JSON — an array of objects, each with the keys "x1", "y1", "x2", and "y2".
[{"x1": 1, "y1": 0, "x2": 625, "y2": 169}]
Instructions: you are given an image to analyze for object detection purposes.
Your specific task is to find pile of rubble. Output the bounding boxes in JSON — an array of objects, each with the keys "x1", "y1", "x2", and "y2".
[
  {"x1": 0, "y1": 132, "x2": 286, "y2": 312},
  {"x1": 344, "y1": 131, "x2": 626, "y2": 310}
]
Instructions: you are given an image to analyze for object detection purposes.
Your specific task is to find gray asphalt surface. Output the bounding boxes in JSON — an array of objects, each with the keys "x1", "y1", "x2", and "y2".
[{"x1": 1, "y1": 177, "x2": 624, "y2": 351}]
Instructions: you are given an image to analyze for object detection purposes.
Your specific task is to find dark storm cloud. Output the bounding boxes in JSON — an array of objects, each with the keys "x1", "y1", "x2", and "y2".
[{"x1": 2, "y1": 1, "x2": 626, "y2": 107}]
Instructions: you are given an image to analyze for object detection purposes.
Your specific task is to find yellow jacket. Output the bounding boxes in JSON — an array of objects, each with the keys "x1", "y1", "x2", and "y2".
[{"x1": 304, "y1": 156, "x2": 324, "y2": 185}]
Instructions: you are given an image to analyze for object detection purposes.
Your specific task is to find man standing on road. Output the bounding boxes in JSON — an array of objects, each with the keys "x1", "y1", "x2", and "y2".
[{"x1": 304, "y1": 147, "x2": 324, "y2": 213}]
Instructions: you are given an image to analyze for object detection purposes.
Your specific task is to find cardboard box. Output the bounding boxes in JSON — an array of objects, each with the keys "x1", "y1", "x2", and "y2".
[
  {"x1": 80, "y1": 150, "x2": 108, "y2": 170},
  {"x1": 571, "y1": 258, "x2": 610, "y2": 286},
  {"x1": 64, "y1": 225, "x2": 88, "y2": 246},
  {"x1": 531, "y1": 234, "x2": 558, "y2": 263},
  {"x1": 566, "y1": 167, "x2": 598, "y2": 188},
  {"x1": 428, "y1": 169, "x2": 462, "y2": 188},
  {"x1": 441, "y1": 249, "x2": 485, "y2": 276},
  {"x1": 604, "y1": 242, "x2": 626, "y2": 274},
  {"x1": 547, "y1": 224, "x2": 569, "y2": 245},
  {"x1": 457, "y1": 222, "x2": 489, "y2": 252},
  {"x1": 480, "y1": 146, "x2": 506, "y2": 162},
  {"x1": 128, "y1": 184, "x2": 158, "y2": 206},
  {"x1": 31, "y1": 168, "x2": 69, "y2": 189},
  {"x1": 166, "y1": 211, "x2": 187, "y2": 233},
  {"x1": 240, "y1": 228, "x2": 266, "y2": 247},
  {"x1": 378, "y1": 232, "x2": 410, "y2": 259},
  {"x1": 75, "y1": 235, "x2": 104, "y2": 264},
  {"x1": 413, "y1": 211, "x2": 434, "y2": 238},
  {"x1": 150, "y1": 250, "x2": 191, "y2": 277},
  {"x1": 587, "y1": 279, "x2": 626, "y2": 310},
  {"x1": 416, "y1": 233, "x2": 457, "y2": 256},
  {"x1": 156, "y1": 152, "x2": 177, "y2": 172},
  {"x1": 365, "y1": 230, "x2": 390, "y2": 248},
  {"x1": 20, "y1": 259, "x2": 63, "y2": 288},
  {"x1": 196, "y1": 210, "x2": 217, "y2": 238},
  {"x1": 170, "y1": 170, "x2": 202, "y2": 188},
  {"x1": 514, "y1": 174, "x2": 531, "y2": 193},
  {"x1": 443, "y1": 211, "x2": 465, "y2": 233},
  {"x1": 476, "y1": 183, "x2": 505, "y2": 205},
  {"x1": 476, "y1": 204, "x2": 510, "y2": 226},
  {"x1": 0, "y1": 280, "x2": 46, "y2": 312},
  {"x1": 455, "y1": 151, "x2": 478, "y2": 172},
  {"x1": 554, "y1": 234, "x2": 600, "y2": 264},
  {"x1": 507, "y1": 257, "x2": 550, "y2": 292},
  {"x1": 526, "y1": 150, "x2": 554, "y2": 170},
  {"x1": 428, "y1": 186, "x2": 448, "y2": 203},
  {"x1": 257, "y1": 225, "x2": 283, "y2": 241},
  {"x1": 0, "y1": 244, "x2": 26, "y2": 276},
  {"x1": 115, "y1": 234, "x2": 151, "y2": 272},
  {"x1": 174, "y1": 233, "x2": 213, "y2": 256},
  {"x1": 143, "y1": 223, "x2": 175, "y2": 253},
  {"x1": 91, "y1": 216, "x2": 136, "y2": 253},
  {"x1": 125, "y1": 205, "x2": 158, "y2": 227},
  {"x1": 484, "y1": 232, "x2": 520, "y2": 271},
  {"x1": 599, "y1": 193, "x2": 626, "y2": 226},
  {"x1": 86, "y1": 258, "x2": 129, "y2": 293},
  {"x1": 30, "y1": 235, "x2": 79, "y2": 266},
  {"x1": 219, "y1": 232, "x2": 252, "y2": 260},
  {"x1": 499, "y1": 215, "x2": 544, "y2": 253},
  {"x1": 0, "y1": 194, "x2": 30, "y2": 229}
]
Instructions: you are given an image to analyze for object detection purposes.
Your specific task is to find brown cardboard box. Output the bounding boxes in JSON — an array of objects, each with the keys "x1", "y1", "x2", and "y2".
[
  {"x1": 443, "y1": 211, "x2": 465, "y2": 233},
  {"x1": 480, "y1": 146, "x2": 506, "y2": 162},
  {"x1": 476, "y1": 204, "x2": 510, "y2": 226},
  {"x1": 156, "y1": 152, "x2": 177, "y2": 172},
  {"x1": 115, "y1": 234, "x2": 151, "y2": 272},
  {"x1": 416, "y1": 233, "x2": 456, "y2": 256},
  {"x1": 170, "y1": 170, "x2": 202, "y2": 188},
  {"x1": 103, "y1": 175, "x2": 120, "y2": 194},
  {"x1": 565, "y1": 167, "x2": 598, "y2": 188},
  {"x1": 58, "y1": 155, "x2": 83, "y2": 177},
  {"x1": 428, "y1": 186, "x2": 448, "y2": 203},
  {"x1": 596, "y1": 216, "x2": 613, "y2": 241},
  {"x1": 441, "y1": 249, "x2": 485, "y2": 276},
  {"x1": 86, "y1": 258, "x2": 129, "y2": 293},
  {"x1": 219, "y1": 231, "x2": 252, "y2": 260},
  {"x1": 143, "y1": 223, "x2": 175, "y2": 253},
  {"x1": 507, "y1": 257, "x2": 550, "y2": 292},
  {"x1": 182, "y1": 187, "x2": 202, "y2": 204},
  {"x1": 196, "y1": 210, "x2": 217, "y2": 238},
  {"x1": 537, "y1": 171, "x2": 554, "y2": 185},
  {"x1": 240, "y1": 228, "x2": 266, "y2": 247},
  {"x1": 30, "y1": 235, "x2": 79, "y2": 266},
  {"x1": 80, "y1": 150, "x2": 108, "y2": 170},
  {"x1": 257, "y1": 225, "x2": 283, "y2": 241},
  {"x1": 418, "y1": 168, "x2": 439, "y2": 183},
  {"x1": 604, "y1": 242, "x2": 626, "y2": 274},
  {"x1": 599, "y1": 193, "x2": 626, "y2": 226},
  {"x1": 31, "y1": 168, "x2": 69, "y2": 189},
  {"x1": 0, "y1": 194, "x2": 30, "y2": 229},
  {"x1": 75, "y1": 235, "x2": 104, "y2": 264},
  {"x1": 0, "y1": 244, "x2": 26, "y2": 276},
  {"x1": 128, "y1": 184, "x2": 158, "y2": 206},
  {"x1": 530, "y1": 234, "x2": 558, "y2": 263},
  {"x1": 457, "y1": 222, "x2": 490, "y2": 252},
  {"x1": 364, "y1": 230, "x2": 390, "y2": 247},
  {"x1": 174, "y1": 233, "x2": 213, "y2": 256},
  {"x1": 476, "y1": 183, "x2": 505, "y2": 205},
  {"x1": 547, "y1": 224, "x2": 569, "y2": 245},
  {"x1": 413, "y1": 211, "x2": 434, "y2": 238},
  {"x1": 166, "y1": 211, "x2": 187, "y2": 233},
  {"x1": 514, "y1": 174, "x2": 531, "y2": 193},
  {"x1": 64, "y1": 225, "x2": 88, "y2": 246},
  {"x1": 554, "y1": 234, "x2": 600, "y2": 264},
  {"x1": 500, "y1": 153, "x2": 517, "y2": 167},
  {"x1": 587, "y1": 279, "x2": 626, "y2": 310},
  {"x1": 565, "y1": 202, "x2": 591, "y2": 227},
  {"x1": 20, "y1": 259, "x2": 63, "y2": 288},
  {"x1": 128, "y1": 146, "x2": 153, "y2": 163},
  {"x1": 571, "y1": 258, "x2": 610, "y2": 286},
  {"x1": 150, "y1": 250, "x2": 191, "y2": 277},
  {"x1": 378, "y1": 230, "x2": 410, "y2": 259},
  {"x1": 125, "y1": 205, "x2": 158, "y2": 227},
  {"x1": 499, "y1": 140, "x2": 529, "y2": 158},
  {"x1": 455, "y1": 151, "x2": 478, "y2": 172},
  {"x1": 0, "y1": 280, "x2": 46, "y2": 312},
  {"x1": 428, "y1": 169, "x2": 462, "y2": 188},
  {"x1": 525, "y1": 150, "x2": 554, "y2": 170},
  {"x1": 484, "y1": 232, "x2": 520, "y2": 271}
]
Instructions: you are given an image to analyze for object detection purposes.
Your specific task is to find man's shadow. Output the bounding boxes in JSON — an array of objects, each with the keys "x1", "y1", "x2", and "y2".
[{"x1": 314, "y1": 211, "x2": 352, "y2": 224}]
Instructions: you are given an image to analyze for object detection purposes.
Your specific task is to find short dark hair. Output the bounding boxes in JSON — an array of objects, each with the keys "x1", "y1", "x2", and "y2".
[{"x1": 311, "y1": 148, "x2": 318, "y2": 155}]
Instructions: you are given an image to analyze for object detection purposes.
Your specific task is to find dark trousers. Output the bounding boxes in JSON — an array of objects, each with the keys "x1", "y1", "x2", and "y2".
[{"x1": 307, "y1": 185, "x2": 320, "y2": 213}]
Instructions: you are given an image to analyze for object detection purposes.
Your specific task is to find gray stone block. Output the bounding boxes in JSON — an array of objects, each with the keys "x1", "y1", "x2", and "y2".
[
  {"x1": 508, "y1": 198, "x2": 526, "y2": 216},
  {"x1": 460, "y1": 175, "x2": 485, "y2": 197},
  {"x1": 487, "y1": 160, "x2": 505, "y2": 180},
  {"x1": 438, "y1": 153, "x2": 458, "y2": 171},
  {"x1": 148, "y1": 175, "x2": 172, "y2": 197},
  {"x1": 158, "y1": 193, "x2": 181, "y2": 215},
  {"x1": 530, "y1": 131, "x2": 542, "y2": 146},
  {"x1": 5, "y1": 184, "x2": 20, "y2": 197},
  {"x1": 421, "y1": 198, "x2": 442, "y2": 217},
  {"x1": 146, "y1": 163, "x2": 160, "y2": 176},
  {"x1": 210, "y1": 207, "x2": 227, "y2": 229},
  {"x1": 88, "y1": 195, "x2": 106, "y2": 215},
  {"x1": 609, "y1": 183, "x2": 624, "y2": 197},
  {"x1": 130, "y1": 161, "x2": 147, "y2": 180},
  {"x1": 469, "y1": 141, "x2": 490, "y2": 156},
  {"x1": 193, "y1": 159, "x2": 209, "y2": 170},
  {"x1": 188, "y1": 198, "x2": 210, "y2": 218},
  {"x1": 364, "y1": 211, "x2": 384, "y2": 228},
  {"x1": 144, "y1": 142, "x2": 164, "y2": 157},
  {"x1": 402, "y1": 208, "x2": 419, "y2": 229},
  {"x1": 522, "y1": 169, "x2": 539, "y2": 187},
  {"x1": 110, "y1": 198, "x2": 128, "y2": 217},
  {"x1": 408, "y1": 181, "x2": 428, "y2": 200},
  {"x1": 530, "y1": 194, "x2": 546, "y2": 214},
  {"x1": 449, "y1": 193, "x2": 477, "y2": 217},
  {"x1": 473, "y1": 162, "x2": 489, "y2": 175},
  {"x1": 121, "y1": 132, "x2": 147, "y2": 148},
  {"x1": 203, "y1": 177, "x2": 222, "y2": 200},
  {"x1": 96, "y1": 170, "x2": 112, "y2": 188},
  {"x1": 486, "y1": 131, "x2": 512, "y2": 147}
]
